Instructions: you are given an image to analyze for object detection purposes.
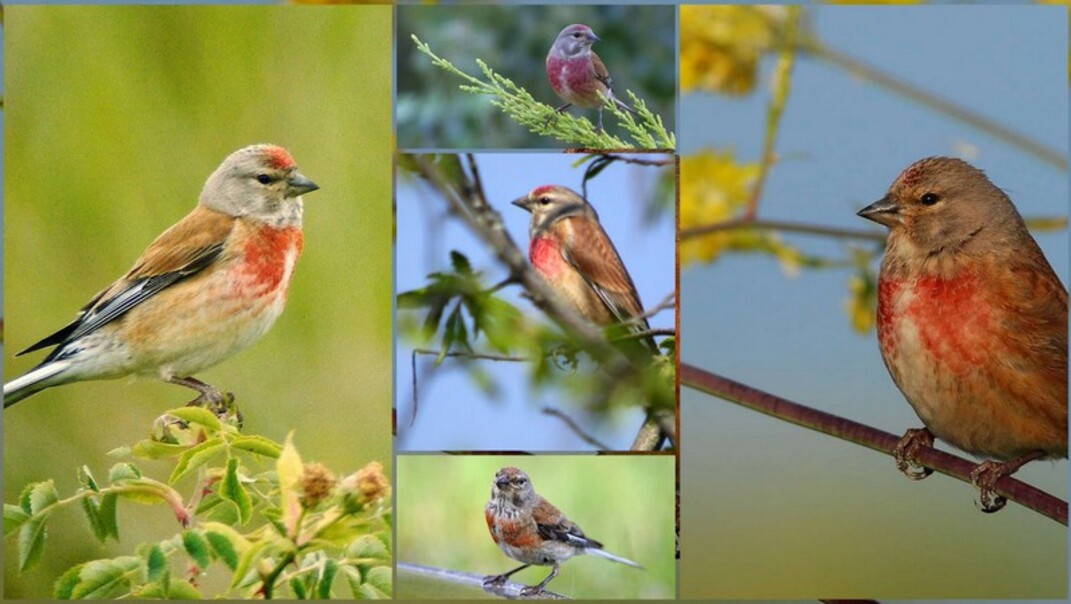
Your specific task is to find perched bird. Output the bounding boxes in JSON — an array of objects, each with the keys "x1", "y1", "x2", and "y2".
[
  {"x1": 4, "y1": 144, "x2": 319, "y2": 409},
  {"x1": 546, "y1": 24, "x2": 637, "y2": 131},
  {"x1": 484, "y1": 466, "x2": 642, "y2": 596},
  {"x1": 858, "y1": 157, "x2": 1067, "y2": 511},
  {"x1": 512, "y1": 185, "x2": 655, "y2": 353}
]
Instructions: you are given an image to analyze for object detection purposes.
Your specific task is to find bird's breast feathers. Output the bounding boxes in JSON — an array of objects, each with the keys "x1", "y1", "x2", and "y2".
[{"x1": 878, "y1": 271, "x2": 993, "y2": 377}]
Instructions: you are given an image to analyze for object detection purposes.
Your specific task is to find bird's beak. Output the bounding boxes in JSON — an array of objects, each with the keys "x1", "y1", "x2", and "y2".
[
  {"x1": 495, "y1": 476, "x2": 510, "y2": 489},
  {"x1": 287, "y1": 172, "x2": 319, "y2": 197},
  {"x1": 587, "y1": 31, "x2": 601, "y2": 43},
  {"x1": 857, "y1": 195, "x2": 900, "y2": 227},
  {"x1": 511, "y1": 196, "x2": 533, "y2": 212}
]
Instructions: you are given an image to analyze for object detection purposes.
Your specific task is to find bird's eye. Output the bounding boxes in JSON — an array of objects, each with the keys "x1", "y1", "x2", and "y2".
[
  {"x1": 920, "y1": 192, "x2": 939, "y2": 205},
  {"x1": 256, "y1": 174, "x2": 273, "y2": 185},
  {"x1": 539, "y1": 197, "x2": 550, "y2": 205}
]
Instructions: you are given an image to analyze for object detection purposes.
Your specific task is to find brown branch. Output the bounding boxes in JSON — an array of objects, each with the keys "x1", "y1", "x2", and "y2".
[
  {"x1": 541, "y1": 407, "x2": 612, "y2": 451},
  {"x1": 682, "y1": 363, "x2": 1068, "y2": 525},
  {"x1": 680, "y1": 216, "x2": 885, "y2": 242}
]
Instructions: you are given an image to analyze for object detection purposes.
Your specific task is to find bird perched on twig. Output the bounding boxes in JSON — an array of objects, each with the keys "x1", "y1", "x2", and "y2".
[
  {"x1": 546, "y1": 24, "x2": 638, "y2": 131},
  {"x1": 4, "y1": 144, "x2": 319, "y2": 411},
  {"x1": 858, "y1": 157, "x2": 1067, "y2": 512},
  {"x1": 512, "y1": 184, "x2": 657, "y2": 355},
  {"x1": 484, "y1": 466, "x2": 642, "y2": 596}
]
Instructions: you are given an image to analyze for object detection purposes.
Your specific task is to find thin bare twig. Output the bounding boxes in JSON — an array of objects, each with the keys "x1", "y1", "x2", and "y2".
[
  {"x1": 680, "y1": 216, "x2": 884, "y2": 242},
  {"x1": 398, "y1": 562, "x2": 569, "y2": 600},
  {"x1": 599, "y1": 153, "x2": 675, "y2": 167},
  {"x1": 682, "y1": 363, "x2": 1067, "y2": 525},
  {"x1": 414, "y1": 349, "x2": 530, "y2": 363},
  {"x1": 541, "y1": 407, "x2": 612, "y2": 451}
]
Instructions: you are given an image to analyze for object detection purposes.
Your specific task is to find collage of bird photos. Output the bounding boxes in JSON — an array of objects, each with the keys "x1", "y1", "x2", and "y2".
[{"x1": 1, "y1": 2, "x2": 1067, "y2": 602}]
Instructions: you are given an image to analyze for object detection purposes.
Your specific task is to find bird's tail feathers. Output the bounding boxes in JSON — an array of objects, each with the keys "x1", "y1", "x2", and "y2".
[
  {"x1": 612, "y1": 96, "x2": 639, "y2": 115},
  {"x1": 587, "y1": 547, "x2": 644, "y2": 569},
  {"x1": 4, "y1": 360, "x2": 70, "y2": 408}
]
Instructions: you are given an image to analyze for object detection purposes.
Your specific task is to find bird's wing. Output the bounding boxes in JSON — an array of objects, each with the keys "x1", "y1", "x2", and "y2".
[
  {"x1": 533, "y1": 498, "x2": 603, "y2": 550},
  {"x1": 998, "y1": 250, "x2": 1066, "y2": 387},
  {"x1": 20, "y1": 206, "x2": 235, "y2": 358},
  {"x1": 560, "y1": 216, "x2": 650, "y2": 330},
  {"x1": 590, "y1": 51, "x2": 613, "y2": 89}
]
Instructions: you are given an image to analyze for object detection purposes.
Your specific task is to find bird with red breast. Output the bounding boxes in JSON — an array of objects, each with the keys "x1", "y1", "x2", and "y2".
[
  {"x1": 4, "y1": 144, "x2": 319, "y2": 410},
  {"x1": 857, "y1": 156, "x2": 1067, "y2": 511},
  {"x1": 512, "y1": 184, "x2": 656, "y2": 355},
  {"x1": 483, "y1": 466, "x2": 642, "y2": 596},
  {"x1": 546, "y1": 24, "x2": 638, "y2": 131}
]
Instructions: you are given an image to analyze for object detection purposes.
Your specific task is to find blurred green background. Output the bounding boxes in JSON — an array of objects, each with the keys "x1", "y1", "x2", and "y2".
[
  {"x1": 3, "y1": 6, "x2": 392, "y2": 598},
  {"x1": 396, "y1": 455, "x2": 676, "y2": 599},
  {"x1": 397, "y1": 4, "x2": 677, "y2": 149}
]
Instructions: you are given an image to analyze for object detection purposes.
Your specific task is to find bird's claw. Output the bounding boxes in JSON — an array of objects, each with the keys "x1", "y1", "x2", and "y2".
[
  {"x1": 893, "y1": 427, "x2": 934, "y2": 480},
  {"x1": 482, "y1": 574, "x2": 508, "y2": 588},
  {"x1": 519, "y1": 585, "x2": 546, "y2": 597},
  {"x1": 187, "y1": 389, "x2": 243, "y2": 430},
  {"x1": 970, "y1": 460, "x2": 1010, "y2": 513}
]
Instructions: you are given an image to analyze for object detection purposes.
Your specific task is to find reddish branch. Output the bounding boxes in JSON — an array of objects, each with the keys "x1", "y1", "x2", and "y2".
[{"x1": 682, "y1": 363, "x2": 1068, "y2": 526}]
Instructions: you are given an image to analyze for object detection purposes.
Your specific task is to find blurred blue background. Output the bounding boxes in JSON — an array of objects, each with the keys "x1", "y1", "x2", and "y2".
[
  {"x1": 396, "y1": 153, "x2": 675, "y2": 451},
  {"x1": 680, "y1": 5, "x2": 1068, "y2": 598}
]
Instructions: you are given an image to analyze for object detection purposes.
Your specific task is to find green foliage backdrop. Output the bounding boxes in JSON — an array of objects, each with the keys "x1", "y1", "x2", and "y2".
[{"x1": 3, "y1": 6, "x2": 392, "y2": 597}]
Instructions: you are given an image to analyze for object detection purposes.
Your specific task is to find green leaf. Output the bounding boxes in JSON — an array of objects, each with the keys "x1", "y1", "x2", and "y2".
[
  {"x1": 146, "y1": 544, "x2": 168, "y2": 583},
  {"x1": 277, "y1": 433, "x2": 303, "y2": 536},
  {"x1": 108, "y1": 462, "x2": 142, "y2": 482},
  {"x1": 169, "y1": 438, "x2": 225, "y2": 484},
  {"x1": 230, "y1": 435, "x2": 282, "y2": 459},
  {"x1": 449, "y1": 250, "x2": 472, "y2": 275},
  {"x1": 205, "y1": 530, "x2": 240, "y2": 571},
  {"x1": 220, "y1": 457, "x2": 252, "y2": 525},
  {"x1": 290, "y1": 577, "x2": 308, "y2": 599},
  {"x1": 131, "y1": 439, "x2": 190, "y2": 460},
  {"x1": 80, "y1": 498, "x2": 108, "y2": 542},
  {"x1": 4, "y1": 504, "x2": 31, "y2": 536},
  {"x1": 99, "y1": 493, "x2": 120, "y2": 540},
  {"x1": 69, "y1": 556, "x2": 143, "y2": 599},
  {"x1": 364, "y1": 566, "x2": 392, "y2": 598},
  {"x1": 25, "y1": 480, "x2": 58, "y2": 515},
  {"x1": 347, "y1": 534, "x2": 389, "y2": 561},
  {"x1": 228, "y1": 539, "x2": 269, "y2": 589},
  {"x1": 78, "y1": 466, "x2": 100, "y2": 492},
  {"x1": 18, "y1": 518, "x2": 48, "y2": 571},
  {"x1": 54, "y1": 563, "x2": 84, "y2": 599},
  {"x1": 164, "y1": 406, "x2": 222, "y2": 432},
  {"x1": 182, "y1": 530, "x2": 212, "y2": 570},
  {"x1": 162, "y1": 579, "x2": 202, "y2": 600},
  {"x1": 318, "y1": 559, "x2": 340, "y2": 598}
]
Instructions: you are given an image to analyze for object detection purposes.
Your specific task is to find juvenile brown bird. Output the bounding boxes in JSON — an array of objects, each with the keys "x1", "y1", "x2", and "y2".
[
  {"x1": 858, "y1": 157, "x2": 1067, "y2": 511},
  {"x1": 483, "y1": 466, "x2": 642, "y2": 596}
]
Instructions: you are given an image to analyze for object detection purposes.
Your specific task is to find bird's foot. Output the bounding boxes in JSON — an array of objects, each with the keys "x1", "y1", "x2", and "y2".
[
  {"x1": 969, "y1": 461, "x2": 1009, "y2": 513},
  {"x1": 518, "y1": 585, "x2": 546, "y2": 597},
  {"x1": 893, "y1": 427, "x2": 934, "y2": 480},
  {"x1": 482, "y1": 574, "x2": 509, "y2": 588},
  {"x1": 969, "y1": 451, "x2": 1044, "y2": 514}
]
